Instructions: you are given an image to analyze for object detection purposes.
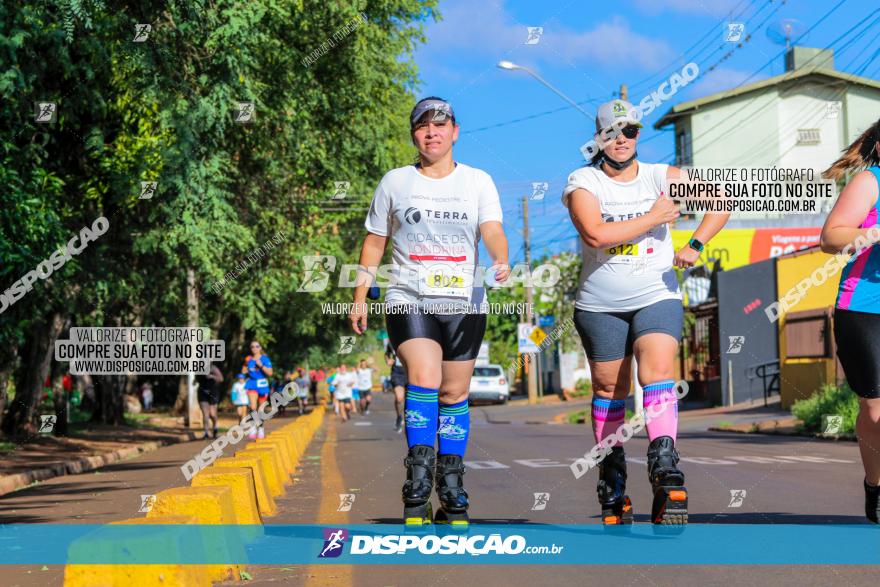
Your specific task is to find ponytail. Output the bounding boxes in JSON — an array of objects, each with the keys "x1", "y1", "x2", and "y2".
[{"x1": 823, "y1": 118, "x2": 880, "y2": 180}]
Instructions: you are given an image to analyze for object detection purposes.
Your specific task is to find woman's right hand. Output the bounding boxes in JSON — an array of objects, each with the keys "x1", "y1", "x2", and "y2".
[
  {"x1": 349, "y1": 301, "x2": 368, "y2": 335},
  {"x1": 649, "y1": 192, "x2": 680, "y2": 226}
]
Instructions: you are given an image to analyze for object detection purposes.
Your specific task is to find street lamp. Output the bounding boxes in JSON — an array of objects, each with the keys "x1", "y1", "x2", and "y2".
[{"x1": 496, "y1": 60, "x2": 593, "y2": 120}]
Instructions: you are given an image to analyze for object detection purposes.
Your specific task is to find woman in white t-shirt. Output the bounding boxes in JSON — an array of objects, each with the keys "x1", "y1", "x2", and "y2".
[
  {"x1": 350, "y1": 97, "x2": 510, "y2": 527},
  {"x1": 563, "y1": 99, "x2": 729, "y2": 526}
]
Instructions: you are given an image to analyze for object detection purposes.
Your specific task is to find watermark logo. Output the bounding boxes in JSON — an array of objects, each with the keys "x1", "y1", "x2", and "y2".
[
  {"x1": 728, "y1": 489, "x2": 747, "y2": 508},
  {"x1": 525, "y1": 27, "x2": 543, "y2": 45},
  {"x1": 331, "y1": 181, "x2": 350, "y2": 200},
  {"x1": 726, "y1": 23, "x2": 745, "y2": 42},
  {"x1": 530, "y1": 182, "x2": 549, "y2": 201},
  {"x1": 438, "y1": 416, "x2": 467, "y2": 441},
  {"x1": 298, "y1": 255, "x2": 336, "y2": 293},
  {"x1": 581, "y1": 63, "x2": 699, "y2": 161},
  {"x1": 338, "y1": 336, "x2": 355, "y2": 354},
  {"x1": 133, "y1": 24, "x2": 151, "y2": 42},
  {"x1": 825, "y1": 102, "x2": 841, "y2": 119},
  {"x1": 571, "y1": 381, "x2": 689, "y2": 479},
  {"x1": 38, "y1": 415, "x2": 56, "y2": 433},
  {"x1": 531, "y1": 492, "x2": 550, "y2": 511},
  {"x1": 337, "y1": 494, "x2": 356, "y2": 512},
  {"x1": 822, "y1": 414, "x2": 843, "y2": 435},
  {"x1": 319, "y1": 528, "x2": 348, "y2": 558},
  {"x1": 234, "y1": 101, "x2": 255, "y2": 123},
  {"x1": 138, "y1": 494, "x2": 157, "y2": 513},
  {"x1": 35, "y1": 102, "x2": 57, "y2": 123},
  {"x1": 180, "y1": 383, "x2": 298, "y2": 480},
  {"x1": 765, "y1": 226, "x2": 880, "y2": 322},
  {"x1": 140, "y1": 181, "x2": 157, "y2": 200},
  {"x1": 726, "y1": 336, "x2": 745, "y2": 354},
  {"x1": 431, "y1": 103, "x2": 452, "y2": 123},
  {"x1": 631, "y1": 258, "x2": 647, "y2": 276},
  {"x1": 1, "y1": 216, "x2": 110, "y2": 316}
]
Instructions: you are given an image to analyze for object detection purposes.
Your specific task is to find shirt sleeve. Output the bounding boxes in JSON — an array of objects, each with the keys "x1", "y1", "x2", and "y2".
[
  {"x1": 365, "y1": 177, "x2": 391, "y2": 236},
  {"x1": 652, "y1": 163, "x2": 670, "y2": 195},
  {"x1": 262, "y1": 355, "x2": 273, "y2": 369},
  {"x1": 562, "y1": 167, "x2": 597, "y2": 209},
  {"x1": 477, "y1": 171, "x2": 503, "y2": 224}
]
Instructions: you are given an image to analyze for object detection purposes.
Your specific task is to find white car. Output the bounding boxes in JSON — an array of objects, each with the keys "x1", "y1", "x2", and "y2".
[{"x1": 468, "y1": 364, "x2": 509, "y2": 405}]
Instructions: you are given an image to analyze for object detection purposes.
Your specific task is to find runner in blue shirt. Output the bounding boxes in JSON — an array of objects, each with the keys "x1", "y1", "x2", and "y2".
[{"x1": 241, "y1": 340, "x2": 274, "y2": 439}]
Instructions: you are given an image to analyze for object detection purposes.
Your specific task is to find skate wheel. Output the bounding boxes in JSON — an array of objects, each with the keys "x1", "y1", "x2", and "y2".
[
  {"x1": 652, "y1": 487, "x2": 688, "y2": 525},
  {"x1": 404, "y1": 502, "x2": 433, "y2": 526}
]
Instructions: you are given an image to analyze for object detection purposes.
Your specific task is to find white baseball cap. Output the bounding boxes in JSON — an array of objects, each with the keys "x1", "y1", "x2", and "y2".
[{"x1": 595, "y1": 99, "x2": 643, "y2": 133}]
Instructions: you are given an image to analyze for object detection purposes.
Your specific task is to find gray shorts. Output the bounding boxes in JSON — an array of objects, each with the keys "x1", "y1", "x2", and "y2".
[{"x1": 573, "y1": 299, "x2": 683, "y2": 362}]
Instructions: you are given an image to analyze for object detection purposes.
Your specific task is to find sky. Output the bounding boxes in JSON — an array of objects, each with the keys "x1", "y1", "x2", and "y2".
[{"x1": 411, "y1": 0, "x2": 880, "y2": 263}]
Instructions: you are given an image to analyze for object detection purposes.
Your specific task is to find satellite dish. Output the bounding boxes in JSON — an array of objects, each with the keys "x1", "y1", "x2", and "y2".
[{"x1": 766, "y1": 19, "x2": 805, "y2": 49}]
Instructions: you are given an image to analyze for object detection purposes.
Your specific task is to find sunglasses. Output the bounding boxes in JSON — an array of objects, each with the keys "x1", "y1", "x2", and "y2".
[
  {"x1": 250, "y1": 344, "x2": 261, "y2": 349},
  {"x1": 620, "y1": 125, "x2": 640, "y2": 139}
]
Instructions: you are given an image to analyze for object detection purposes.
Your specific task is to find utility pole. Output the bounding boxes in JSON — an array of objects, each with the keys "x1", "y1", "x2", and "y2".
[
  {"x1": 521, "y1": 196, "x2": 539, "y2": 404},
  {"x1": 620, "y1": 83, "x2": 628, "y2": 101}
]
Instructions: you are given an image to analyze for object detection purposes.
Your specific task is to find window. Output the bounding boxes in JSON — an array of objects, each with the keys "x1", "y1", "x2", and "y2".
[
  {"x1": 676, "y1": 130, "x2": 692, "y2": 166},
  {"x1": 473, "y1": 366, "x2": 503, "y2": 377},
  {"x1": 796, "y1": 128, "x2": 821, "y2": 145}
]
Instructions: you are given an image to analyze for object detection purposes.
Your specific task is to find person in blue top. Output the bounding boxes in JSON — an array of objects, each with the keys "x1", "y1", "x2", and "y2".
[
  {"x1": 241, "y1": 340, "x2": 273, "y2": 439},
  {"x1": 821, "y1": 117, "x2": 880, "y2": 524}
]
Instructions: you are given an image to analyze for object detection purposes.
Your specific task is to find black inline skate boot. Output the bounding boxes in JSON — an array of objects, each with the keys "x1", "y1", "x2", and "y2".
[
  {"x1": 647, "y1": 436, "x2": 688, "y2": 525},
  {"x1": 598, "y1": 446, "x2": 633, "y2": 525},
  {"x1": 402, "y1": 445, "x2": 435, "y2": 526},
  {"x1": 866, "y1": 479, "x2": 879, "y2": 524},
  {"x1": 434, "y1": 454, "x2": 469, "y2": 527}
]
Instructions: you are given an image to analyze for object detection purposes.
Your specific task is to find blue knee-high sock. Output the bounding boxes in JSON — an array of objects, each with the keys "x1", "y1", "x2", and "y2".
[
  {"x1": 404, "y1": 384, "x2": 439, "y2": 448},
  {"x1": 438, "y1": 399, "x2": 470, "y2": 457}
]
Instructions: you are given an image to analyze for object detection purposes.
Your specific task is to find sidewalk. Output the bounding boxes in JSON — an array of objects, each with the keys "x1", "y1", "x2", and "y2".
[{"x1": 0, "y1": 412, "x2": 241, "y2": 497}]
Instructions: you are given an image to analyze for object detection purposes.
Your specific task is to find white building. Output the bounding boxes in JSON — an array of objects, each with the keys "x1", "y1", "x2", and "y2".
[{"x1": 655, "y1": 46, "x2": 880, "y2": 227}]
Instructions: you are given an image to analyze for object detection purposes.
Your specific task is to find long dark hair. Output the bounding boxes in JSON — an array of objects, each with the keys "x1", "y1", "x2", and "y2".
[{"x1": 823, "y1": 117, "x2": 880, "y2": 180}]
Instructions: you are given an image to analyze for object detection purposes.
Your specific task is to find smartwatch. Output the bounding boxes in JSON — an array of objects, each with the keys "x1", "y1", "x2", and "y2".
[{"x1": 688, "y1": 238, "x2": 704, "y2": 253}]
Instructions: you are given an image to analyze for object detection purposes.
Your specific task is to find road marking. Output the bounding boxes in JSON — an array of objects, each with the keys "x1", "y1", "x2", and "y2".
[
  {"x1": 305, "y1": 424, "x2": 353, "y2": 587},
  {"x1": 464, "y1": 455, "x2": 855, "y2": 471},
  {"x1": 354, "y1": 422, "x2": 372, "y2": 426},
  {"x1": 464, "y1": 460, "x2": 510, "y2": 469}
]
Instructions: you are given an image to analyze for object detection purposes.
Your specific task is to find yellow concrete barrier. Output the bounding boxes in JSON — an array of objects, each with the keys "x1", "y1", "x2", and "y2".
[
  {"x1": 256, "y1": 437, "x2": 294, "y2": 474},
  {"x1": 146, "y1": 486, "x2": 243, "y2": 582},
  {"x1": 213, "y1": 456, "x2": 277, "y2": 516},
  {"x1": 192, "y1": 467, "x2": 262, "y2": 525},
  {"x1": 236, "y1": 447, "x2": 286, "y2": 494},
  {"x1": 64, "y1": 515, "x2": 212, "y2": 587},
  {"x1": 268, "y1": 429, "x2": 299, "y2": 461},
  {"x1": 242, "y1": 445, "x2": 289, "y2": 486}
]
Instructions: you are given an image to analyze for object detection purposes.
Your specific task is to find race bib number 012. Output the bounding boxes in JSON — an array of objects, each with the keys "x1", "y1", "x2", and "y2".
[{"x1": 596, "y1": 241, "x2": 646, "y2": 264}]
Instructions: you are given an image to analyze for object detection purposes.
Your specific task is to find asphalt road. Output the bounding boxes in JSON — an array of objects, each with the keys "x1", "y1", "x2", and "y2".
[
  {"x1": 238, "y1": 392, "x2": 876, "y2": 587},
  {"x1": 2, "y1": 393, "x2": 875, "y2": 587}
]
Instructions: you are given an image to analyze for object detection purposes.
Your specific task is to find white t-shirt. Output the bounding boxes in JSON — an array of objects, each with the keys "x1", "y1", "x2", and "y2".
[
  {"x1": 356, "y1": 368, "x2": 373, "y2": 391},
  {"x1": 333, "y1": 371, "x2": 357, "y2": 400},
  {"x1": 365, "y1": 163, "x2": 503, "y2": 313},
  {"x1": 562, "y1": 162, "x2": 681, "y2": 312}
]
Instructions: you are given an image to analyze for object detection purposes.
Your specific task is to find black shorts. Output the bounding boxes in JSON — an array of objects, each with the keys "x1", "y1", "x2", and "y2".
[
  {"x1": 834, "y1": 308, "x2": 880, "y2": 399},
  {"x1": 390, "y1": 365, "x2": 407, "y2": 388},
  {"x1": 197, "y1": 388, "x2": 220, "y2": 405},
  {"x1": 386, "y1": 311, "x2": 486, "y2": 361}
]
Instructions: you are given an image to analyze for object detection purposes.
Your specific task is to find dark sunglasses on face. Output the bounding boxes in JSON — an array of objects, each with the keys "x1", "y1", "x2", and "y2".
[{"x1": 621, "y1": 125, "x2": 640, "y2": 139}]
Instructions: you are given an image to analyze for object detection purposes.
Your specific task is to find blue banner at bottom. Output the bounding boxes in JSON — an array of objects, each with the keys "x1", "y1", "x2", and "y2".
[{"x1": 0, "y1": 524, "x2": 877, "y2": 565}]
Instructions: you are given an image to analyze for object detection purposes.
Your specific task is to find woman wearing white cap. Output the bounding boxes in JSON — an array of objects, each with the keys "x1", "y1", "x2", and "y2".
[
  {"x1": 563, "y1": 99, "x2": 729, "y2": 525},
  {"x1": 350, "y1": 97, "x2": 510, "y2": 526}
]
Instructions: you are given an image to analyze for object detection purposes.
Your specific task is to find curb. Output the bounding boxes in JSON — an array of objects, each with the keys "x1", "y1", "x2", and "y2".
[
  {"x1": 708, "y1": 425, "x2": 858, "y2": 441},
  {"x1": 62, "y1": 404, "x2": 327, "y2": 586},
  {"x1": 0, "y1": 431, "x2": 198, "y2": 497}
]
